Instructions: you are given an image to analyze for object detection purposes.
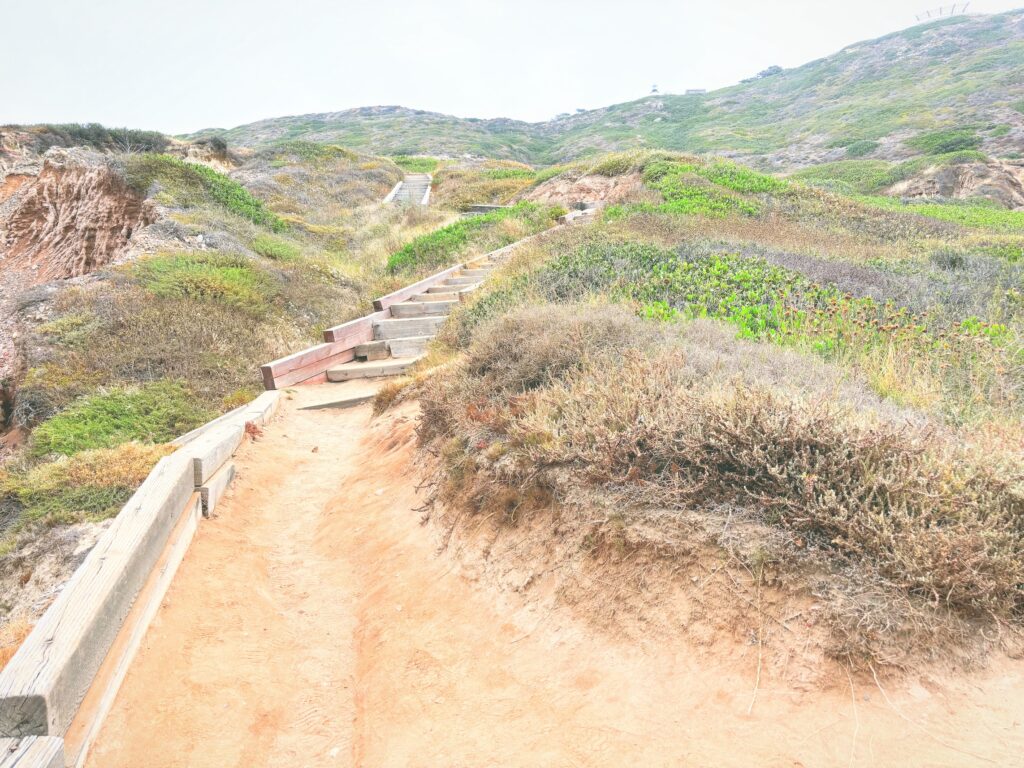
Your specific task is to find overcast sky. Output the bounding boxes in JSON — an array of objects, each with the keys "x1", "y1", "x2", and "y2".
[{"x1": 2, "y1": 0, "x2": 1021, "y2": 134}]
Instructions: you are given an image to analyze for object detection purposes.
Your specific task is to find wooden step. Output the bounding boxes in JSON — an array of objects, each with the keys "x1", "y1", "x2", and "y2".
[
  {"x1": 388, "y1": 336, "x2": 431, "y2": 358},
  {"x1": 373, "y1": 316, "x2": 446, "y2": 340},
  {"x1": 354, "y1": 340, "x2": 389, "y2": 361},
  {"x1": 389, "y1": 300, "x2": 458, "y2": 318},
  {"x1": 459, "y1": 268, "x2": 493, "y2": 278},
  {"x1": 326, "y1": 356, "x2": 423, "y2": 381},
  {"x1": 443, "y1": 276, "x2": 479, "y2": 286},
  {"x1": 427, "y1": 283, "x2": 479, "y2": 295},
  {"x1": 411, "y1": 291, "x2": 459, "y2": 301}
]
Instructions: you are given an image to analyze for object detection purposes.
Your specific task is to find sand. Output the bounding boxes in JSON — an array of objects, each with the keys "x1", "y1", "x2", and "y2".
[{"x1": 85, "y1": 384, "x2": 1024, "y2": 768}]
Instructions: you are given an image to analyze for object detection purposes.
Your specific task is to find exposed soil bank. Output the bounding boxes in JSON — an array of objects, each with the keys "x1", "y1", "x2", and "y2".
[{"x1": 86, "y1": 385, "x2": 1024, "y2": 768}]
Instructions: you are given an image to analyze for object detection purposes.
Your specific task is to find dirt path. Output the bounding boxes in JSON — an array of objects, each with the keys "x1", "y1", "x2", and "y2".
[{"x1": 86, "y1": 384, "x2": 1024, "y2": 768}]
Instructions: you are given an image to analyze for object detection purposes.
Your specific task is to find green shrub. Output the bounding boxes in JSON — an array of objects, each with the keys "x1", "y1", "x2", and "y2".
[
  {"x1": 845, "y1": 139, "x2": 879, "y2": 157},
  {"x1": 860, "y1": 196, "x2": 1024, "y2": 233},
  {"x1": 790, "y1": 160, "x2": 894, "y2": 194},
  {"x1": 642, "y1": 162, "x2": 761, "y2": 216},
  {"x1": 252, "y1": 234, "x2": 300, "y2": 261},
  {"x1": 793, "y1": 152, "x2": 989, "y2": 194},
  {"x1": 12, "y1": 363, "x2": 103, "y2": 429},
  {"x1": 133, "y1": 252, "x2": 278, "y2": 314},
  {"x1": 18, "y1": 123, "x2": 168, "y2": 153},
  {"x1": 484, "y1": 168, "x2": 535, "y2": 180},
  {"x1": 1, "y1": 443, "x2": 175, "y2": 529},
  {"x1": 906, "y1": 129, "x2": 982, "y2": 155},
  {"x1": 533, "y1": 165, "x2": 570, "y2": 184},
  {"x1": 695, "y1": 161, "x2": 788, "y2": 194},
  {"x1": 393, "y1": 156, "x2": 439, "y2": 173},
  {"x1": 930, "y1": 246, "x2": 967, "y2": 270},
  {"x1": 386, "y1": 203, "x2": 557, "y2": 273},
  {"x1": 271, "y1": 141, "x2": 356, "y2": 164},
  {"x1": 124, "y1": 154, "x2": 286, "y2": 231},
  {"x1": 979, "y1": 242, "x2": 1023, "y2": 262},
  {"x1": 589, "y1": 153, "x2": 640, "y2": 176},
  {"x1": 31, "y1": 381, "x2": 211, "y2": 457}
]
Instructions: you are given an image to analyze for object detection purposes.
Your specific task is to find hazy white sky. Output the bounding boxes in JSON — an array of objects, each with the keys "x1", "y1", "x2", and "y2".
[{"x1": 1, "y1": 0, "x2": 1021, "y2": 133}]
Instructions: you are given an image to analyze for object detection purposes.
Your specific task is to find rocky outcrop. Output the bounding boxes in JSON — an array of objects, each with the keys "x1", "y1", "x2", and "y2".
[
  {"x1": 0, "y1": 149, "x2": 156, "y2": 282},
  {"x1": 0, "y1": 150, "x2": 158, "y2": 404},
  {"x1": 886, "y1": 160, "x2": 1024, "y2": 210}
]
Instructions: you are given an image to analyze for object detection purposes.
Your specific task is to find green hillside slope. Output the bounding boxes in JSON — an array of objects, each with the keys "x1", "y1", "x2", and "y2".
[{"x1": 188, "y1": 10, "x2": 1024, "y2": 168}]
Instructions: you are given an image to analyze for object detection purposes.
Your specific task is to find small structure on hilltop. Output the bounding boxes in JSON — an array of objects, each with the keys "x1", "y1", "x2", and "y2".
[{"x1": 915, "y1": 3, "x2": 970, "y2": 22}]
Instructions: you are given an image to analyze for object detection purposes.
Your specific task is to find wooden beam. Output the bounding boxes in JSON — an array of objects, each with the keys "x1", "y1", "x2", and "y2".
[{"x1": 0, "y1": 453, "x2": 195, "y2": 737}]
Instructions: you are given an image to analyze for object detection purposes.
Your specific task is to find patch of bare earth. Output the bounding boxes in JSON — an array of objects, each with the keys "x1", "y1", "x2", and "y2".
[
  {"x1": 521, "y1": 172, "x2": 657, "y2": 207},
  {"x1": 0, "y1": 150, "x2": 155, "y2": 281},
  {"x1": 84, "y1": 388, "x2": 1024, "y2": 767}
]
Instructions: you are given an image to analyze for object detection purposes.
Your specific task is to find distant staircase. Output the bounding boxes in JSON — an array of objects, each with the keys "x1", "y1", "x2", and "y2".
[
  {"x1": 325, "y1": 258, "x2": 498, "y2": 381},
  {"x1": 259, "y1": 206, "x2": 599, "y2": 390},
  {"x1": 385, "y1": 173, "x2": 432, "y2": 206}
]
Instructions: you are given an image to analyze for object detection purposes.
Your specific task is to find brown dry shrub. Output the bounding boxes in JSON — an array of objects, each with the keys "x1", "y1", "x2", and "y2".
[
  {"x1": 59, "y1": 283, "x2": 307, "y2": 407},
  {"x1": 0, "y1": 615, "x2": 31, "y2": 668},
  {"x1": 432, "y1": 163, "x2": 536, "y2": 211},
  {"x1": 515, "y1": 359, "x2": 1024, "y2": 618},
  {"x1": 420, "y1": 303, "x2": 651, "y2": 445},
  {"x1": 418, "y1": 305, "x2": 1024, "y2": 664}
]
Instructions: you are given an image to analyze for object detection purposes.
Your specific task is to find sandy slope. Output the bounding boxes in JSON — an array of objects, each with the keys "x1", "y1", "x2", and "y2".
[{"x1": 86, "y1": 384, "x2": 1024, "y2": 768}]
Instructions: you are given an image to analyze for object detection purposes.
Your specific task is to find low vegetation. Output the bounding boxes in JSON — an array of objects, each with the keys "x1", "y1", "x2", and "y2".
[
  {"x1": 906, "y1": 128, "x2": 982, "y2": 155},
  {"x1": 191, "y1": 11, "x2": 1024, "y2": 168},
  {"x1": 392, "y1": 155, "x2": 439, "y2": 173},
  {"x1": 412, "y1": 149, "x2": 1024, "y2": 668},
  {"x1": 860, "y1": 195, "x2": 1024, "y2": 234},
  {"x1": 1, "y1": 123, "x2": 169, "y2": 154},
  {"x1": 2, "y1": 442, "x2": 175, "y2": 534},
  {"x1": 124, "y1": 154, "x2": 287, "y2": 231},
  {"x1": 30, "y1": 382, "x2": 209, "y2": 458},
  {"x1": 789, "y1": 151, "x2": 989, "y2": 195},
  {"x1": 132, "y1": 252, "x2": 279, "y2": 315},
  {"x1": 386, "y1": 202, "x2": 562, "y2": 274},
  {"x1": 431, "y1": 160, "x2": 538, "y2": 211},
  {"x1": 420, "y1": 304, "x2": 1024, "y2": 666},
  {"x1": 0, "y1": 138, "x2": 463, "y2": 593}
]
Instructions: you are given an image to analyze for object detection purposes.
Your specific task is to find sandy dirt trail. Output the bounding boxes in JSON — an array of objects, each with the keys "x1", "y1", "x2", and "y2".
[{"x1": 87, "y1": 383, "x2": 1024, "y2": 768}]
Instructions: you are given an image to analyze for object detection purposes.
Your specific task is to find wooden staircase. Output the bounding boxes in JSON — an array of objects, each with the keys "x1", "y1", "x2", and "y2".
[
  {"x1": 387, "y1": 173, "x2": 432, "y2": 206},
  {"x1": 325, "y1": 256, "x2": 496, "y2": 381},
  {"x1": 260, "y1": 208, "x2": 598, "y2": 391}
]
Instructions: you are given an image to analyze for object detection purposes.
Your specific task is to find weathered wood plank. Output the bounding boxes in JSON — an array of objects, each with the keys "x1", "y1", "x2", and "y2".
[
  {"x1": 61, "y1": 494, "x2": 203, "y2": 768},
  {"x1": 188, "y1": 424, "x2": 244, "y2": 486},
  {"x1": 0, "y1": 452, "x2": 195, "y2": 737},
  {"x1": 199, "y1": 462, "x2": 235, "y2": 517},
  {"x1": 372, "y1": 264, "x2": 464, "y2": 312},
  {"x1": 265, "y1": 347, "x2": 357, "y2": 389},
  {"x1": 260, "y1": 335, "x2": 368, "y2": 390},
  {"x1": 0, "y1": 737, "x2": 64, "y2": 768},
  {"x1": 321, "y1": 310, "x2": 388, "y2": 344}
]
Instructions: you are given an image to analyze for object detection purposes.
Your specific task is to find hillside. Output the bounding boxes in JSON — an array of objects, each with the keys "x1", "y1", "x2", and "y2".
[
  {"x1": 188, "y1": 10, "x2": 1024, "y2": 168},
  {"x1": 402, "y1": 150, "x2": 1024, "y2": 672},
  {"x1": 0, "y1": 130, "x2": 570, "y2": 648}
]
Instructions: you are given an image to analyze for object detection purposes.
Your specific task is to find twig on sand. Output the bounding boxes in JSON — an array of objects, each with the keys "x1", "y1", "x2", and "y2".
[
  {"x1": 747, "y1": 566, "x2": 764, "y2": 716},
  {"x1": 846, "y1": 665, "x2": 860, "y2": 768},
  {"x1": 868, "y1": 664, "x2": 995, "y2": 765}
]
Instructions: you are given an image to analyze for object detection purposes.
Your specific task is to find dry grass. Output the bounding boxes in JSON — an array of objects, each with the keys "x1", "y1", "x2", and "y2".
[
  {"x1": 432, "y1": 160, "x2": 537, "y2": 211},
  {"x1": 0, "y1": 615, "x2": 31, "y2": 668},
  {"x1": 418, "y1": 305, "x2": 1024, "y2": 667},
  {"x1": 1, "y1": 441, "x2": 175, "y2": 535}
]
